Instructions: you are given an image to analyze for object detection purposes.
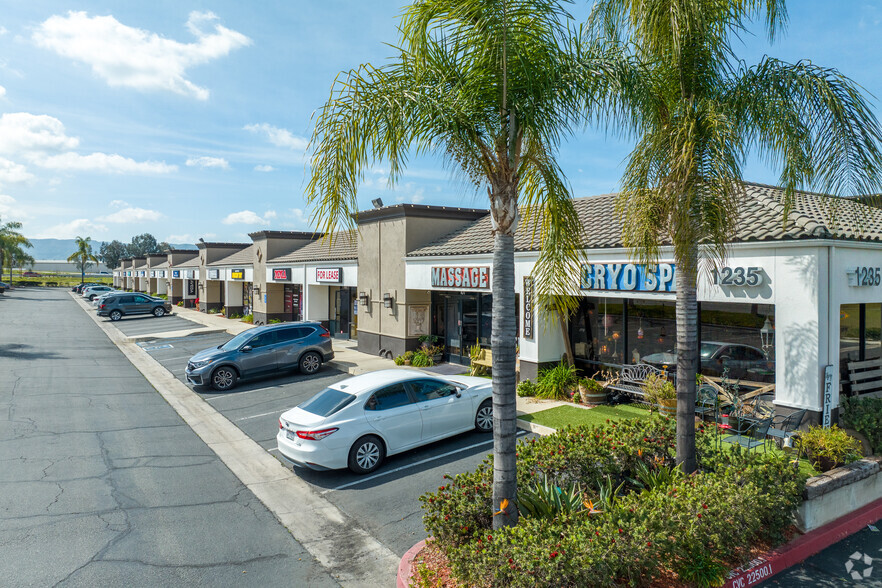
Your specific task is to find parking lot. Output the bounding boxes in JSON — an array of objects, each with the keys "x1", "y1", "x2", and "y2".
[
  {"x1": 121, "y1": 329, "x2": 531, "y2": 556},
  {"x1": 103, "y1": 312, "x2": 205, "y2": 337}
]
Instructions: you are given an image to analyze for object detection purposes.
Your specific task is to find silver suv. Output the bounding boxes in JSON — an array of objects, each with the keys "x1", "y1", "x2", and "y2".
[
  {"x1": 97, "y1": 293, "x2": 172, "y2": 321},
  {"x1": 185, "y1": 322, "x2": 335, "y2": 391}
]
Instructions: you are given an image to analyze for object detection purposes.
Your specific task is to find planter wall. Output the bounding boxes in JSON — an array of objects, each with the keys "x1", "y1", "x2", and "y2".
[{"x1": 796, "y1": 456, "x2": 882, "y2": 532}]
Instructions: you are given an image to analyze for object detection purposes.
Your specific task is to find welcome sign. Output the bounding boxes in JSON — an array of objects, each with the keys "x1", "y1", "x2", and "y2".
[{"x1": 581, "y1": 263, "x2": 676, "y2": 292}]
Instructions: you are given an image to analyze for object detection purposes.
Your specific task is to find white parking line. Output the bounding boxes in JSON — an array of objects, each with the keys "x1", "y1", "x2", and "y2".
[
  {"x1": 236, "y1": 410, "x2": 282, "y2": 422},
  {"x1": 267, "y1": 446, "x2": 279, "y2": 452},
  {"x1": 320, "y1": 431, "x2": 528, "y2": 495},
  {"x1": 207, "y1": 385, "x2": 281, "y2": 400},
  {"x1": 153, "y1": 355, "x2": 194, "y2": 362}
]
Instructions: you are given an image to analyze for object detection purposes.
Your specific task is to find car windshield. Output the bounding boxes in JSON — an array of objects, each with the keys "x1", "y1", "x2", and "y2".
[
  {"x1": 219, "y1": 330, "x2": 256, "y2": 351},
  {"x1": 700, "y1": 343, "x2": 723, "y2": 358},
  {"x1": 298, "y1": 388, "x2": 356, "y2": 417}
]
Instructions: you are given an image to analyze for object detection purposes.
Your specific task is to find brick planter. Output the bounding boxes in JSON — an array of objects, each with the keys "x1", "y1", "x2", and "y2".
[{"x1": 796, "y1": 456, "x2": 882, "y2": 532}]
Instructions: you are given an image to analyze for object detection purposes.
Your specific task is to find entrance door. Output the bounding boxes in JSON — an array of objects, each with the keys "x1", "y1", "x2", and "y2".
[
  {"x1": 445, "y1": 299, "x2": 465, "y2": 364},
  {"x1": 334, "y1": 288, "x2": 351, "y2": 339}
]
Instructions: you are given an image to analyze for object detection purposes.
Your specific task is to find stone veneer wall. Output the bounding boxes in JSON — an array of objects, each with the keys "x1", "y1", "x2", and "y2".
[{"x1": 796, "y1": 456, "x2": 882, "y2": 532}]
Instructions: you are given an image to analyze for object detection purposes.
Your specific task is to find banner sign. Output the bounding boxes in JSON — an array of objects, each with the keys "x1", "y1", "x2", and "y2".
[
  {"x1": 187, "y1": 280, "x2": 196, "y2": 296},
  {"x1": 823, "y1": 365, "x2": 834, "y2": 428},
  {"x1": 581, "y1": 263, "x2": 675, "y2": 292},
  {"x1": 431, "y1": 266, "x2": 490, "y2": 289},
  {"x1": 172, "y1": 270, "x2": 180, "y2": 278},
  {"x1": 316, "y1": 267, "x2": 342, "y2": 283},
  {"x1": 207, "y1": 269, "x2": 220, "y2": 280},
  {"x1": 523, "y1": 276, "x2": 535, "y2": 339},
  {"x1": 230, "y1": 268, "x2": 245, "y2": 280},
  {"x1": 272, "y1": 268, "x2": 291, "y2": 281}
]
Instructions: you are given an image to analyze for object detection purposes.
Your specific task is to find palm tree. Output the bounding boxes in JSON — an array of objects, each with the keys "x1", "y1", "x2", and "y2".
[
  {"x1": 306, "y1": 0, "x2": 642, "y2": 527},
  {"x1": 0, "y1": 218, "x2": 32, "y2": 285},
  {"x1": 67, "y1": 236, "x2": 98, "y2": 285},
  {"x1": 12, "y1": 250, "x2": 35, "y2": 282},
  {"x1": 590, "y1": 0, "x2": 882, "y2": 473}
]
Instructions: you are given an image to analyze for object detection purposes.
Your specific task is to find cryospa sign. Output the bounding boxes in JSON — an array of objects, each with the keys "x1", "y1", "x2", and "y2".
[{"x1": 581, "y1": 263, "x2": 676, "y2": 292}]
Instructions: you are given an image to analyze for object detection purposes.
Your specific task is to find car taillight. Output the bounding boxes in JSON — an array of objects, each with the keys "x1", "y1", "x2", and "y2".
[
  {"x1": 319, "y1": 328, "x2": 330, "y2": 338},
  {"x1": 99, "y1": 304, "x2": 106, "y2": 309},
  {"x1": 279, "y1": 419, "x2": 284, "y2": 430},
  {"x1": 296, "y1": 428, "x2": 338, "y2": 440}
]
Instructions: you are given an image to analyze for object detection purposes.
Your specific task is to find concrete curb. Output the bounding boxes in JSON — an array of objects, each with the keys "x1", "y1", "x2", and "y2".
[
  {"x1": 70, "y1": 293, "x2": 400, "y2": 587},
  {"x1": 723, "y1": 497, "x2": 882, "y2": 588},
  {"x1": 516, "y1": 418, "x2": 555, "y2": 436},
  {"x1": 396, "y1": 538, "x2": 428, "y2": 588}
]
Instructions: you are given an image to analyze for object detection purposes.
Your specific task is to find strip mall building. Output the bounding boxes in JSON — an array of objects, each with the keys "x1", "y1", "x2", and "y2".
[{"x1": 113, "y1": 183, "x2": 882, "y2": 422}]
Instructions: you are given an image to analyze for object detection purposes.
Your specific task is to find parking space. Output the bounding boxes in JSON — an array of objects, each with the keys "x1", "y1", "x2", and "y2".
[
  {"x1": 138, "y1": 328, "x2": 535, "y2": 556},
  {"x1": 102, "y1": 313, "x2": 203, "y2": 336}
]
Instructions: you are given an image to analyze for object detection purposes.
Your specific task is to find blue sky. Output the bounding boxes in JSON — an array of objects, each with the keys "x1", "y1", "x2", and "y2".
[{"x1": 0, "y1": 1, "x2": 880, "y2": 244}]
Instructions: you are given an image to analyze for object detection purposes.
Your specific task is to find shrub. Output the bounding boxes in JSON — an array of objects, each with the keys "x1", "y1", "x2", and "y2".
[
  {"x1": 176, "y1": 301, "x2": 184, "y2": 307},
  {"x1": 241, "y1": 314, "x2": 254, "y2": 323},
  {"x1": 840, "y1": 395, "x2": 882, "y2": 454},
  {"x1": 411, "y1": 351, "x2": 434, "y2": 367},
  {"x1": 535, "y1": 362, "x2": 577, "y2": 400},
  {"x1": 268, "y1": 318, "x2": 282, "y2": 324},
  {"x1": 393, "y1": 355, "x2": 406, "y2": 366},
  {"x1": 517, "y1": 473, "x2": 584, "y2": 519},
  {"x1": 579, "y1": 377, "x2": 604, "y2": 393},
  {"x1": 643, "y1": 372, "x2": 675, "y2": 404},
  {"x1": 797, "y1": 425, "x2": 862, "y2": 472},
  {"x1": 516, "y1": 379, "x2": 536, "y2": 397}
]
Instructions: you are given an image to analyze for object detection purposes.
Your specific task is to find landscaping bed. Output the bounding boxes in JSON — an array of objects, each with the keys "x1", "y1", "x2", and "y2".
[
  {"x1": 416, "y1": 417, "x2": 807, "y2": 587},
  {"x1": 519, "y1": 403, "x2": 652, "y2": 429}
]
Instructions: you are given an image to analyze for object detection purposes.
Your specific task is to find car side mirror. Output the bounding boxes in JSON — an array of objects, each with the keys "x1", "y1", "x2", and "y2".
[
  {"x1": 455, "y1": 391, "x2": 462, "y2": 398},
  {"x1": 241, "y1": 345, "x2": 252, "y2": 353}
]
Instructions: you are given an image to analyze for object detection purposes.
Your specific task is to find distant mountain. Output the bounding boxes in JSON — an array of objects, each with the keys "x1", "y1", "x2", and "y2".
[{"x1": 25, "y1": 238, "x2": 197, "y2": 260}]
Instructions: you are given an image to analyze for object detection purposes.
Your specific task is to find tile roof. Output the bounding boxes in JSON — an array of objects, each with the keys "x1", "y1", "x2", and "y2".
[
  {"x1": 153, "y1": 261, "x2": 169, "y2": 269},
  {"x1": 208, "y1": 245, "x2": 255, "y2": 267},
  {"x1": 269, "y1": 232, "x2": 358, "y2": 263},
  {"x1": 408, "y1": 183, "x2": 882, "y2": 257}
]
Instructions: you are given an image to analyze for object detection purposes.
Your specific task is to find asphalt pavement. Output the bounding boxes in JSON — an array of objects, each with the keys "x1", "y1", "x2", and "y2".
[{"x1": 0, "y1": 287, "x2": 339, "y2": 587}]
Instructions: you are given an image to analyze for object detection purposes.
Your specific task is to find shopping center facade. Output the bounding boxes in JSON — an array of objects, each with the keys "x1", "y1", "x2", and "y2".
[{"x1": 113, "y1": 183, "x2": 882, "y2": 422}]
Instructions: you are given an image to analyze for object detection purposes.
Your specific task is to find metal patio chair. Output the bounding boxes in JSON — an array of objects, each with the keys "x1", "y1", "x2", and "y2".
[
  {"x1": 695, "y1": 384, "x2": 718, "y2": 420},
  {"x1": 766, "y1": 408, "x2": 807, "y2": 447},
  {"x1": 722, "y1": 415, "x2": 773, "y2": 453}
]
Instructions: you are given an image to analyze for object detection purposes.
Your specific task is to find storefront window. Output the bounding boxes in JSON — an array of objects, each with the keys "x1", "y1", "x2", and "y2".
[
  {"x1": 839, "y1": 303, "x2": 882, "y2": 395},
  {"x1": 699, "y1": 302, "x2": 775, "y2": 384},
  {"x1": 626, "y1": 300, "x2": 675, "y2": 366}
]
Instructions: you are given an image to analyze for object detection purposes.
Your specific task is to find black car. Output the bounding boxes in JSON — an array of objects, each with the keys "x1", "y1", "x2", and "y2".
[
  {"x1": 73, "y1": 282, "x2": 102, "y2": 294},
  {"x1": 97, "y1": 292, "x2": 172, "y2": 321}
]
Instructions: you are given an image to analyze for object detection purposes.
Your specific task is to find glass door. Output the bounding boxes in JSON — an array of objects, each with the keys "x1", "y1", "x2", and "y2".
[
  {"x1": 334, "y1": 288, "x2": 351, "y2": 339},
  {"x1": 445, "y1": 298, "x2": 464, "y2": 364}
]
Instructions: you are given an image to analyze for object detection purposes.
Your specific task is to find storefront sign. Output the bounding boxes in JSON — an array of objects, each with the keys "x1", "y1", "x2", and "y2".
[
  {"x1": 316, "y1": 267, "x2": 342, "y2": 283},
  {"x1": 150, "y1": 270, "x2": 156, "y2": 278},
  {"x1": 431, "y1": 266, "x2": 490, "y2": 289},
  {"x1": 847, "y1": 266, "x2": 881, "y2": 286},
  {"x1": 523, "y1": 276, "x2": 535, "y2": 339},
  {"x1": 581, "y1": 263, "x2": 675, "y2": 292},
  {"x1": 187, "y1": 280, "x2": 196, "y2": 296},
  {"x1": 207, "y1": 269, "x2": 220, "y2": 280},
  {"x1": 823, "y1": 365, "x2": 834, "y2": 428},
  {"x1": 126, "y1": 271, "x2": 131, "y2": 277},
  {"x1": 185, "y1": 270, "x2": 195, "y2": 279},
  {"x1": 230, "y1": 268, "x2": 245, "y2": 280},
  {"x1": 172, "y1": 270, "x2": 180, "y2": 278},
  {"x1": 272, "y1": 268, "x2": 291, "y2": 281}
]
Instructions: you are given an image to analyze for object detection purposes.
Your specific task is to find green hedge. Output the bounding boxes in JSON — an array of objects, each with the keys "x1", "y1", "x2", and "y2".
[
  {"x1": 420, "y1": 418, "x2": 806, "y2": 587},
  {"x1": 840, "y1": 395, "x2": 882, "y2": 454}
]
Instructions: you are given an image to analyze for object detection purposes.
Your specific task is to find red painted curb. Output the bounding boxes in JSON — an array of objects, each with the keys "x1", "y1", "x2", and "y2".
[
  {"x1": 397, "y1": 538, "x2": 428, "y2": 588},
  {"x1": 724, "y1": 497, "x2": 882, "y2": 588}
]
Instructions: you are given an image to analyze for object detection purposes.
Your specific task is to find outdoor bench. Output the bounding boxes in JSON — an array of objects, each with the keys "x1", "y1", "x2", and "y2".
[{"x1": 606, "y1": 363, "x2": 667, "y2": 401}]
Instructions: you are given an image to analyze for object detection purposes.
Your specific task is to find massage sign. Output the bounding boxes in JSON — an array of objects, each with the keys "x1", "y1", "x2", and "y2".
[
  {"x1": 431, "y1": 266, "x2": 490, "y2": 289},
  {"x1": 581, "y1": 263, "x2": 676, "y2": 292}
]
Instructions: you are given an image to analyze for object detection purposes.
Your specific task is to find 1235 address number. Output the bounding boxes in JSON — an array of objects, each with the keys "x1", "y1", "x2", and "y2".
[
  {"x1": 855, "y1": 266, "x2": 881, "y2": 286},
  {"x1": 713, "y1": 266, "x2": 764, "y2": 287}
]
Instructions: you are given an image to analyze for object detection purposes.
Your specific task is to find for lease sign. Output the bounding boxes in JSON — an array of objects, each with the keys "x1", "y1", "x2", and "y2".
[
  {"x1": 431, "y1": 266, "x2": 490, "y2": 289},
  {"x1": 316, "y1": 267, "x2": 342, "y2": 283}
]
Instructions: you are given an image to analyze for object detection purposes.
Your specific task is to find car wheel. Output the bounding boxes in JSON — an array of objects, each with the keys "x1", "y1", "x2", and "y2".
[
  {"x1": 210, "y1": 366, "x2": 238, "y2": 391},
  {"x1": 153, "y1": 306, "x2": 165, "y2": 317},
  {"x1": 109, "y1": 310, "x2": 122, "y2": 321},
  {"x1": 475, "y1": 399, "x2": 493, "y2": 432},
  {"x1": 348, "y1": 435, "x2": 385, "y2": 474},
  {"x1": 299, "y1": 351, "x2": 322, "y2": 375}
]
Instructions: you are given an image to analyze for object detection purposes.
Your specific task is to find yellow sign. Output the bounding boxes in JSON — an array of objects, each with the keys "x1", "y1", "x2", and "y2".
[{"x1": 231, "y1": 269, "x2": 245, "y2": 280}]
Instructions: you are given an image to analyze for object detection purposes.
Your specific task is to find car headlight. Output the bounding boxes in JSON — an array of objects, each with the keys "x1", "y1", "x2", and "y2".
[{"x1": 189, "y1": 359, "x2": 213, "y2": 369}]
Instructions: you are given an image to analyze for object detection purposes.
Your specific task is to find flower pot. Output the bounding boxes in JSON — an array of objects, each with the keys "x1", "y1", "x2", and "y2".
[
  {"x1": 579, "y1": 385, "x2": 607, "y2": 405},
  {"x1": 404, "y1": 359, "x2": 412, "y2": 366},
  {"x1": 658, "y1": 398, "x2": 677, "y2": 417},
  {"x1": 432, "y1": 354, "x2": 443, "y2": 364}
]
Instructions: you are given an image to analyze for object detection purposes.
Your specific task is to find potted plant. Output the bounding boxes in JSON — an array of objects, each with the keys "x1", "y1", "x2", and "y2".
[
  {"x1": 796, "y1": 425, "x2": 863, "y2": 472},
  {"x1": 643, "y1": 373, "x2": 676, "y2": 416},
  {"x1": 578, "y1": 377, "x2": 607, "y2": 404},
  {"x1": 403, "y1": 350, "x2": 414, "y2": 366}
]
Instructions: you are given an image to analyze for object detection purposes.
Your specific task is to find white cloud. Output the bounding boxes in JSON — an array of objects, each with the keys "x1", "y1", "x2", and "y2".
[
  {"x1": 166, "y1": 234, "x2": 194, "y2": 243},
  {"x1": 0, "y1": 194, "x2": 30, "y2": 219},
  {"x1": 244, "y1": 123, "x2": 307, "y2": 151},
  {"x1": 35, "y1": 218, "x2": 107, "y2": 239},
  {"x1": 37, "y1": 152, "x2": 177, "y2": 174},
  {"x1": 0, "y1": 27, "x2": 7, "y2": 36},
  {"x1": 0, "y1": 112, "x2": 79, "y2": 155},
  {"x1": 221, "y1": 210, "x2": 276, "y2": 225},
  {"x1": 254, "y1": 164, "x2": 275, "y2": 172},
  {"x1": 0, "y1": 158, "x2": 33, "y2": 184},
  {"x1": 109, "y1": 199, "x2": 129, "y2": 208},
  {"x1": 33, "y1": 11, "x2": 251, "y2": 100},
  {"x1": 186, "y1": 156, "x2": 229, "y2": 169},
  {"x1": 0, "y1": 86, "x2": 6, "y2": 98},
  {"x1": 99, "y1": 207, "x2": 163, "y2": 223}
]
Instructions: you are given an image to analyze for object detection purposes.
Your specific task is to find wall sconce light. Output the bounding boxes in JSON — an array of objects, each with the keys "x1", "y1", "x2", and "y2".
[
  {"x1": 253, "y1": 286, "x2": 261, "y2": 296},
  {"x1": 383, "y1": 293, "x2": 393, "y2": 308},
  {"x1": 359, "y1": 291, "x2": 370, "y2": 307}
]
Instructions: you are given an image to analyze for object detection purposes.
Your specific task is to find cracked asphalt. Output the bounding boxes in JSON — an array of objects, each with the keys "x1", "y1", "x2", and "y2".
[{"x1": 0, "y1": 287, "x2": 339, "y2": 587}]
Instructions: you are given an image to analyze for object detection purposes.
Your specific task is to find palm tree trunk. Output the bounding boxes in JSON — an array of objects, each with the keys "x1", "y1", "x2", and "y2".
[
  {"x1": 675, "y1": 247, "x2": 698, "y2": 474},
  {"x1": 491, "y1": 229, "x2": 518, "y2": 529}
]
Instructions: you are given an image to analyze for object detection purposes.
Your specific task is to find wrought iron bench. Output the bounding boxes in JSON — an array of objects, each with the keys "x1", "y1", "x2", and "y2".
[{"x1": 606, "y1": 363, "x2": 668, "y2": 401}]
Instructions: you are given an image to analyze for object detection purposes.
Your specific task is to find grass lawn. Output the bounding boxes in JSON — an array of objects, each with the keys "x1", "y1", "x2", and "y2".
[
  {"x1": 519, "y1": 403, "x2": 653, "y2": 429},
  {"x1": 519, "y1": 403, "x2": 821, "y2": 477}
]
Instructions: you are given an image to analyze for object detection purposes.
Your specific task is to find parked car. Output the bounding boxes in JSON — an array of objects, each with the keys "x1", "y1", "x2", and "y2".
[
  {"x1": 185, "y1": 322, "x2": 335, "y2": 391},
  {"x1": 641, "y1": 341, "x2": 773, "y2": 381},
  {"x1": 276, "y1": 370, "x2": 493, "y2": 474},
  {"x1": 23, "y1": 271, "x2": 40, "y2": 277},
  {"x1": 82, "y1": 285, "x2": 115, "y2": 300},
  {"x1": 73, "y1": 282, "x2": 102, "y2": 293},
  {"x1": 0, "y1": 281, "x2": 7, "y2": 294},
  {"x1": 96, "y1": 293, "x2": 172, "y2": 321},
  {"x1": 92, "y1": 291, "x2": 120, "y2": 307}
]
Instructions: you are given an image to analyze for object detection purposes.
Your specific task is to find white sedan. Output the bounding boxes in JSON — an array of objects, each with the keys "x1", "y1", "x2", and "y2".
[{"x1": 277, "y1": 369, "x2": 493, "y2": 474}]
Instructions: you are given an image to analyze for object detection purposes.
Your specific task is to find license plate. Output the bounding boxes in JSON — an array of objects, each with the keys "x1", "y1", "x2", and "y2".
[{"x1": 286, "y1": 430, "x2": 299, "y2": 444}]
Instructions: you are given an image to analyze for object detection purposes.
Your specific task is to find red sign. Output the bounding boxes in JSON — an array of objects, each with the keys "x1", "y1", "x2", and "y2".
[
  {"x1": 272, "y1": 268, "x2": 291, "y2": 281},
  {"x1": 431, "y1": 266, "x2": 490, "y2": 289},
  {"x1": 316, "y1": 267, "x2": 342, "y2": 283}
]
